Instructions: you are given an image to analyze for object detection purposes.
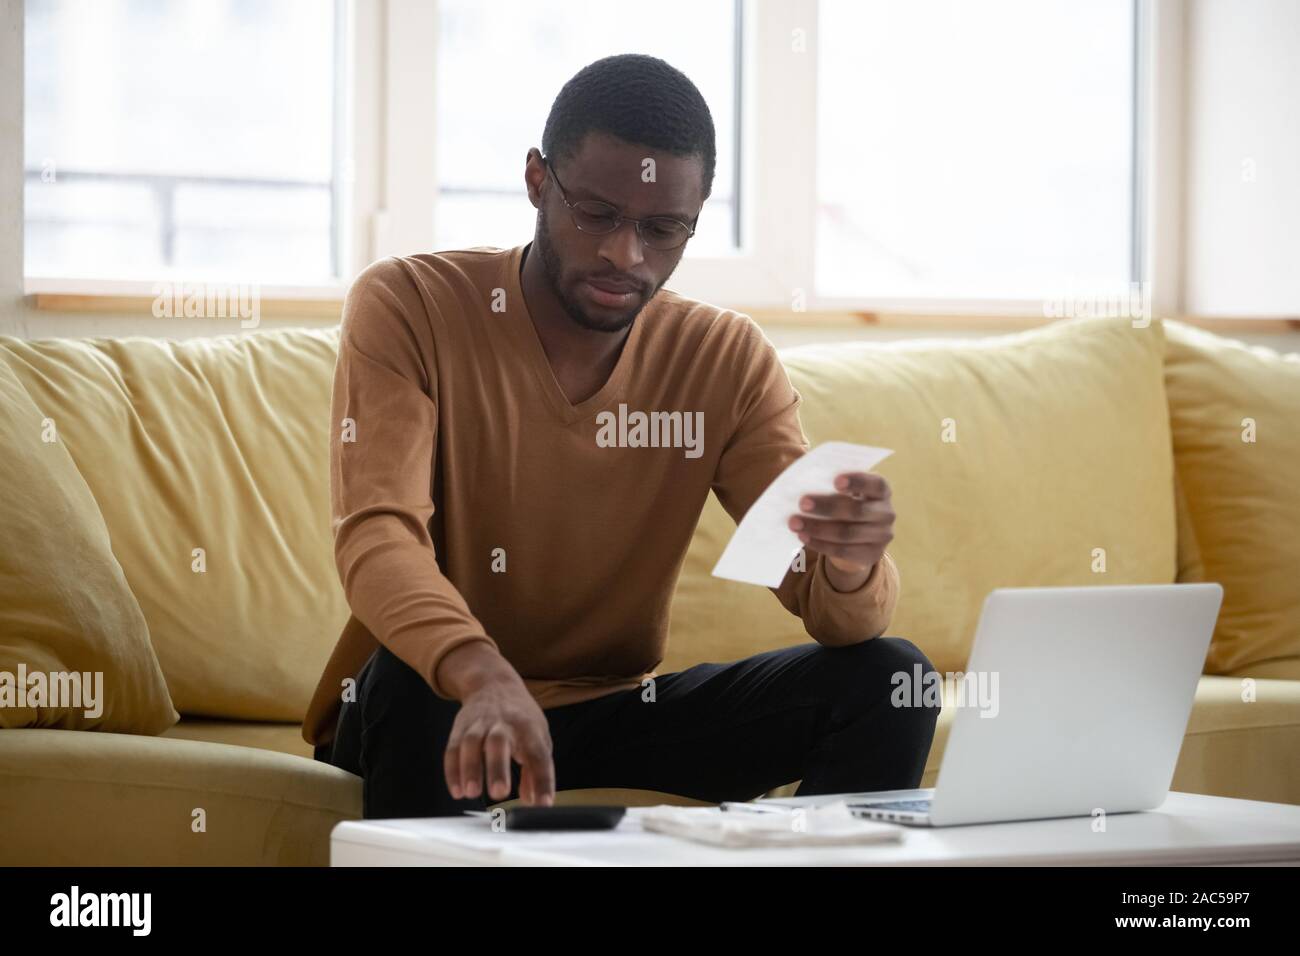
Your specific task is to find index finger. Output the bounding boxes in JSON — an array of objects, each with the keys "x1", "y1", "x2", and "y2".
[
  {"x1": 516, "y1": 733, "x2": 556, "y2": 806},
  {"x1": 833, "y1": 471, "x2": 890, "y2": 499}
]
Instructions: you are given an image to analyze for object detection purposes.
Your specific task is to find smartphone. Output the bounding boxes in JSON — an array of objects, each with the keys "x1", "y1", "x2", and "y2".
[{"x1": 503, "y1": 805, "x2": 626, "y2": 830}]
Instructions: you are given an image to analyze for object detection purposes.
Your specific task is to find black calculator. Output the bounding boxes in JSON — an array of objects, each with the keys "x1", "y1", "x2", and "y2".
[{"x1": 503, "y1": 805, "x2": 626, "y2": 830}]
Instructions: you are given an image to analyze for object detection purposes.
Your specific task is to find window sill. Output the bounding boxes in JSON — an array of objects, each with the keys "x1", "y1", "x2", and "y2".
[
  {"x1": 25, "y1": 277, "x2": 348, "y2": 319},
  {"x1": 22, "y1": 281, "x2": 1300, "y2": 335},
  {"x1": 746, "y1": 308, "x2": 1300, "y2": 334}
]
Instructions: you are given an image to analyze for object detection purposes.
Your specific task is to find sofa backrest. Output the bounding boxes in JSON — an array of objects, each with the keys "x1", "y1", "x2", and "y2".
[
  {"x1": 1163, "y1": 320, "x2": 1300, "y2": 679},
  {"x1": 667, "y1": 315, "x2": 1177, "y2": 676},
  {"x1": 0, "y1": 315, "x2": 1180, "y2": 721},
  {"x1": 0, "y1": 329, "x2": 349, "y2": 721}
]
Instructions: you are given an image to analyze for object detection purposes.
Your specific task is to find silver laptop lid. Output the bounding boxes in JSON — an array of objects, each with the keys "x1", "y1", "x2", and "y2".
[{"x1": 929, "y1": 583, "x2": 1223, "y2": 826}]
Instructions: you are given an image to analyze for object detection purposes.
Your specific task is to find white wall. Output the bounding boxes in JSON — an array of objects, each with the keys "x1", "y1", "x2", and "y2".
[{"x1": 0, "y1": 0, "x2": 22, "y2": 336}]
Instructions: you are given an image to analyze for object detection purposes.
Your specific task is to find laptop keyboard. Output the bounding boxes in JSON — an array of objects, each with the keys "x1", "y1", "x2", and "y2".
[{"x1": 854, "y1": 798, "x2": 932, "y2": 812}]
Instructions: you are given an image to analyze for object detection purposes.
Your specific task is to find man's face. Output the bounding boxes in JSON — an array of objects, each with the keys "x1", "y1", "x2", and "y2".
[{"x1": 529, "y1": 133, "x2": 705, "y2": 333}]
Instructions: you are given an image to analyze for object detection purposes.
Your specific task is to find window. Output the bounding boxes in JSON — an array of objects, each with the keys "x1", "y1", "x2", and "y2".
[
  {"x1": 25, "y1": 0, "x2": 345, "y2": 283},
  {"x1": 815, "y1": 0, "x2": 1135, "y2": 301},
  {"x1": 433, "y1": 0, "x2": 742, "y2": 256},
  {"x1": 22, "y1": 0, "x2": 1169, "y2": 315}
]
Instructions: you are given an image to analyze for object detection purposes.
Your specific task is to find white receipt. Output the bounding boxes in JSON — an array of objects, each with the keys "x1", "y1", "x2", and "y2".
[{"x1": 711, "y1": 441, "x2": 894, "y2": 588}]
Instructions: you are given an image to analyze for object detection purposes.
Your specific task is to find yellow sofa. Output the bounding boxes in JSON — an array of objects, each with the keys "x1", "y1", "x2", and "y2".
[{"x1": 1, "y1": 314, "x2": 1296, "y2": 866}]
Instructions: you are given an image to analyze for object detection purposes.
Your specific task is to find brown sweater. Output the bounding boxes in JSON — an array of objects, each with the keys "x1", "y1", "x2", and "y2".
[{"x1": 302, "y1": 242, "x2": 899, "y2": 746}]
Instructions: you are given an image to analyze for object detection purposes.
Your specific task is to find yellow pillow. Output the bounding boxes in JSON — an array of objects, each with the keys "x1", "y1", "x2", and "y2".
[
  {"x1": 1164, "y1": 321, "x2": 1300, "y2": 678},
  {"x1": 668, "y1": 316, "x2": 1176, "y2": 675},
  {"x1": 0, "y1": 355, "x2": 177, "y2": 733},
  {"x1": 0, "y1": 330, "x2": 349, "y2": 721}
]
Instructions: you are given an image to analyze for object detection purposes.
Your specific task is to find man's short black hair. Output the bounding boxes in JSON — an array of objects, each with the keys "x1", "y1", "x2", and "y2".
[{"x1": 541, "y1": 53, "x2": 717, "y2": 201}]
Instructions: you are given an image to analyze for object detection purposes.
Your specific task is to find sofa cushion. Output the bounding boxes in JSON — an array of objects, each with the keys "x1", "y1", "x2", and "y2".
[
  {"x1": 7, "y1": 675, "x2": 1290, "y2": 867},
  {"x1": 668, "y1": 316, "x2": 1176, "y2": 675},
  {"x1": 0, "y1": 728, "x2": 360, "y2": 865},
  {"x1": 0, "y1": 330, "x2": 349, "y2": 721},
  {"x1": 0, "y1": 354, "x2": 177, "y2": 734},
  {"x1": 1163, "y1": 321, "x2": 1300, "y2": 678},
  {"x1": 1172, "y1": 676, "x2": 1300, "y2": 804},
  {"x1": 161, "y1": 718, "x2": 316, "y2": 759}
]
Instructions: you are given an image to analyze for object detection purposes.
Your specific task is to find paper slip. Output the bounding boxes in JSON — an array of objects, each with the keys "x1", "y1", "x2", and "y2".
[
  {"x1": 712, "y1": 441, "x2": 894, "y2": 588},
  {"x1": 639, "y1": 800, "x2": 902, "y2": 848}
]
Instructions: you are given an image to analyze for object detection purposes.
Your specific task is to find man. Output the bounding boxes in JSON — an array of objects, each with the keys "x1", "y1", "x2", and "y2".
[{"x1": 304, "y1": 53, "x2": 939, "y2": 818}]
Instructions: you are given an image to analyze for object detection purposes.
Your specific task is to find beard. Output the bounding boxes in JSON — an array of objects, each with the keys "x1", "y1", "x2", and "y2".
[{"x1": 534, "y1": 202, "x2": 653, "y2": 334}]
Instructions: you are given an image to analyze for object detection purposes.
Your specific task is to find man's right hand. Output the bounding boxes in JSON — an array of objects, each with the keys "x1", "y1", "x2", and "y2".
[{"x1": 436, "y1": 643, "x2": 555, "y2": 807}]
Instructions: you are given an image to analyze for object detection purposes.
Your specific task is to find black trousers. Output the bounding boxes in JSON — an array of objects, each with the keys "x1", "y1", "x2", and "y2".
[{"x1": 315, "y1": 637, "x2": 941, "y2": 819}]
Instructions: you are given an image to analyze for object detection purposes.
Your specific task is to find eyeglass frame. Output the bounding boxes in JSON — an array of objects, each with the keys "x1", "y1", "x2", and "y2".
[{"x1": 541, "y1": 154, "x2": 699, "y2": 250}]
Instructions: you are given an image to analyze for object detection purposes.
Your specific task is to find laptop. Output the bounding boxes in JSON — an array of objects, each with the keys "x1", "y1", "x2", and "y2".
[{"x1": 752, "y1": 583, "x2": 1223, "y2": 827}]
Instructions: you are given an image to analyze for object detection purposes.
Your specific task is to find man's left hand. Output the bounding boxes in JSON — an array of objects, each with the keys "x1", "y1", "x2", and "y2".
[{"x1": 788, "y1": 471, "x2": 895, "y2": 586}]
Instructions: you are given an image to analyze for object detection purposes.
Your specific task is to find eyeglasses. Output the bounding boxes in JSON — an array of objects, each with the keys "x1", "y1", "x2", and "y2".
[{"x1": 543, "y1": 155, "x2": 698, "y2": 251}]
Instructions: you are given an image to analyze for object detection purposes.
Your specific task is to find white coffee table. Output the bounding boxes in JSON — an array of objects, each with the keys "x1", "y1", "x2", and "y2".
[{"x1": 331, "y1": 791, "x2": 1300, "y2": 866}]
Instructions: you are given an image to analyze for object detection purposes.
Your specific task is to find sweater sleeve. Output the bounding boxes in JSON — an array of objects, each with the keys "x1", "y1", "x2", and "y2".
[
  {"x1": 330, "y1": 258, "x2": 501, "y2": 699},
  {"x1": 709, "y1": 317, "x2": 900, "y2": 644}
]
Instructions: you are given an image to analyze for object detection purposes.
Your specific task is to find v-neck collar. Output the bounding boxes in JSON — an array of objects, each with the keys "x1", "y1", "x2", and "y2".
[{"x1": 505, "y1": 241, "x2": 645, "y2": 426}]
